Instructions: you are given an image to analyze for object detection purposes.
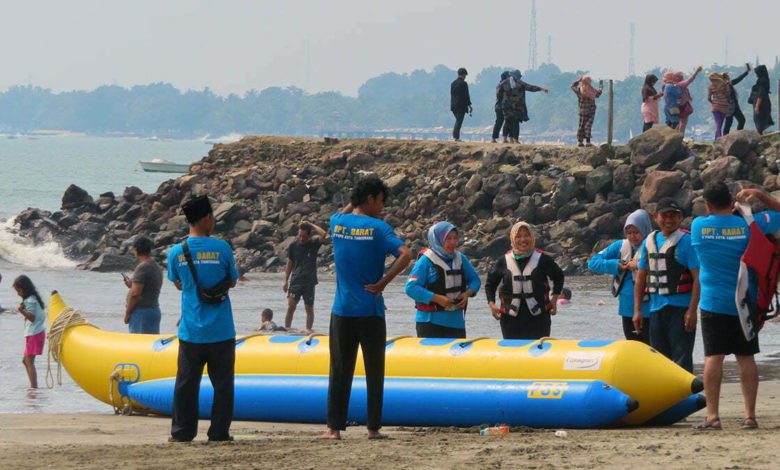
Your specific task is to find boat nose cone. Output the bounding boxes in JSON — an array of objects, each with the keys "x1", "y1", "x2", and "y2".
[
  {"x1": 626, "y1": 397, "x2": 640, "y2": 413},
  {"x1": 695, "y1": 394, "x2": 707, "y2": 409},
  {"x1": 691, "y1": 377, "x2": 704, "y2": 394}
]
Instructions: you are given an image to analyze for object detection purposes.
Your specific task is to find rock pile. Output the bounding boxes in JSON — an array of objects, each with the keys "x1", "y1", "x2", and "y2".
[{"x1": 10, "y1": 130, "x2": 780, "y2": 273}]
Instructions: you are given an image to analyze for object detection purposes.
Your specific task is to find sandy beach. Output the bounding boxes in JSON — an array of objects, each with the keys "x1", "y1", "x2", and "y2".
[{"x1": 0, "y1": 382, "x2": 777, "y2": 470}]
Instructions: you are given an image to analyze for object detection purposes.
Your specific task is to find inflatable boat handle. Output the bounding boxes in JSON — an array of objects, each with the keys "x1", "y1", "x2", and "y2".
[
  {"x1": 536, "y1": 337, "x2": 556, "y2": 349},
  {"x1": 235, "y1": 333, "x2": 265, "y2": 345},
  {"x1": 457, "y1": 337, "x2": 489, "y2": 348},
  {"x1": 304, "y1": 333, "x2": 326, "y2": 345},
  {"x1": 160, "y1": 335, "x2": 178, "y2": 346},
  {"x1": 385, "y1": 335, "x2": 411, "y2": 346}
]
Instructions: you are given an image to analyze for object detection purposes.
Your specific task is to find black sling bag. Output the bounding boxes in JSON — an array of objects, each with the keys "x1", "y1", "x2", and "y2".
[{"x1": 182, "y1": 239, "x2": 232, "y2": 304}]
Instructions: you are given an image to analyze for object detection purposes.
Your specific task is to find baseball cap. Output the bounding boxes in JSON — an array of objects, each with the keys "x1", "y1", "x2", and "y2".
[{"x1": 656, "y1": 197, "x2": 682, "y2": 214}]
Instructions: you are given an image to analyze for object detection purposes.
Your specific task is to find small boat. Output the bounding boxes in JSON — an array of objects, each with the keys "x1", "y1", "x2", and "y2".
[{"x1": 139, "y1": 159, "x2": 190, "y2": 173}]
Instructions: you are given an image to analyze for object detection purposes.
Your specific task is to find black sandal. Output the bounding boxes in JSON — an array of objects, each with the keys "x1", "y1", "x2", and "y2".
[{"x1": 693, "y1": 416, "x2": 722, "y2": 431}]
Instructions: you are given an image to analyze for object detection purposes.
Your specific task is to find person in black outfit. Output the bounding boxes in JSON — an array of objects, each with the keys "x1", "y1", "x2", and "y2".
[
  {"x1": 492, "y1": 71, "x2": 510, "y2": 142},
  {"x1": 723, "y1": 63, "x2": 751, "y2": 135},
  {"x1": 450, "y1": 67, "x2": 472, "y2": 141},
  {"x1": 485, "y1": 222, "x2": 564, "y2": 339},
  {"x1": 749, "y1": 65, "x2": 774, "y2": 135}
]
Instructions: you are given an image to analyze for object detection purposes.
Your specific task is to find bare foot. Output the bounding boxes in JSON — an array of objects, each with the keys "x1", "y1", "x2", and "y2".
[
  {"x1": 319, "y1": 429, "x2": 341, "y2": 440},
  {"x1": 368, "y1": 430, "x2": 389, "y2": 440}
]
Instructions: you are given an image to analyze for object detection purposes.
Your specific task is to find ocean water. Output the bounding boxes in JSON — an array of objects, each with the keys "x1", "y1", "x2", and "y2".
[{"x1": 0, "y1": 136, "x2": 779, "y2": 415}]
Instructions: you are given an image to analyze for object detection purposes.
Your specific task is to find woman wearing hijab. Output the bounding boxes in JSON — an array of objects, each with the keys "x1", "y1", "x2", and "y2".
[
  {"x1": 723, "y1": 63, "x2": 751, "y2": 135},
  {"x1": 641, "y1": 74, "x2": 664, "y2": 132},
  {"x1": 749, "y1": 65, "x2": 775, "y2": 134},
  {"x1": 571, "y1": 76, "x2": 603, "y2": 146},
  {"x1": 485, "y1": 222, "x2": 564, "y2": 340},
  {"x1": 404, "y1": 222, "x2": 481, "y2": 338},
  {"x1": 498, "y1": 70, "x2": 550, "y2": 144},
  {"x1": 492, "y1": 71, "x2": 511, "y2": 143},
  {"x1": 662, "y1": 72, "x2": 682, "y2": 130},
  {"x1": 708, "y1": 73, "x2": 731, "y2": 139},
  {"x1": 587, "y1": 210, "x2": 653, "y2": 343}
]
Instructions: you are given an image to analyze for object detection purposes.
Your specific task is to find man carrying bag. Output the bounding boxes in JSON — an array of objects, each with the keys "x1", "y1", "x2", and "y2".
[{"x1": 167, "y1": 195, "x2": 239, "y2": 442}]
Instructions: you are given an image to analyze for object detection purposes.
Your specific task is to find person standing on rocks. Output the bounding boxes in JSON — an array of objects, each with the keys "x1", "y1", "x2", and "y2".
[
  {"x1": 641, "y1": 74, "x2": 664, "y2": 132},
  {"x1": 167, "y1": 195, "x2": 239, "y2": 443},
  {"x1": 571, "y1": 76, "x2": 603, "y2": 146},
  {"x1": 322, "y1": 176, "x2": 412, "y2": 440},
  {"x1": 708, "y1": 73, "x2": 731, "y2": 139},
  {"x1": 749, "y1": 65, "x2": 775, "y2": 135},
  {"x1": 485, "y1": 222, "x2": 564, "y2": 340},
  {"x1": 587, "y1": 209, "x2": 653, "y2": 343},
  {"x1": 723, "y1": 63, "x2": 751, "y2": 135},
  {"x1": 283, "y1": 221, "x2": 328, "y2": 333},
  {"x1": 664, "y1": 66, "x2": 703, "y2": 136},
  {"x1": 492, "y1": 71, "x2": 510, "y2": 143},
  {"x1": 633, "y1": 198, "x2": 700, "y2": 373},
  {"x1": 690, "y1": 183, "x2": 780, "y2": 430},
  {"x1": 450, "y1": 67, "x2": 472, "y2": 142},
  {"x1": 498, "y1": 70, "x2": 549, "y2": 144},
  {"x1": 123, "y1": 236, "x2": 163, "y2": 334},
  {"x1": 404, "y1": 221, "x2": 481, "y2": 338}
]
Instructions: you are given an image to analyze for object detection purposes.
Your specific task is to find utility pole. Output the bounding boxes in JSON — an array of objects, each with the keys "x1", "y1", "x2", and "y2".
[
  {"x1": 305, "y1": 37, "x2": 311, "y2": 92},
  {"x1": 724, "y1": 37, "x2": 729, "y2": 66},
  {"x1": 628, "y1": 23, "x2": 636, "y2": 76},
  {"x1": 528, "y1": 0, "x2": 537, "y2": 70},
  {"x1": 608, "y1": 80, "x2": 614, "y2": 146}
]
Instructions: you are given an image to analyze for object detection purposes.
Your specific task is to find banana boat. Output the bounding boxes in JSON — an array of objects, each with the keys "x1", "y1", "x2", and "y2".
[{"x1": 48, "y1": 292, "x2": 701, "y2": 425}]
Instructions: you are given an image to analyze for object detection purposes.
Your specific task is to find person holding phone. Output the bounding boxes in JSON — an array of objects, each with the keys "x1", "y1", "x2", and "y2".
[{"x1": 124, "y1": 236, "x2": 163, "y2": 334}]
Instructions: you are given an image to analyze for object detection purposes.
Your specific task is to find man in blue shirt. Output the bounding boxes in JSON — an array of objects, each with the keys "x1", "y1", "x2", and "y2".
[
  {"x1": 634, "y1": 198, "x2": 700, "y2": 372},
  {"x1": 691, "y1": 183, "x2": 780, "y2": 430},
  {"x1": 167, "y1": 195, "x2": 239, "y2": 442},
  {"x1": 322, "y1": 176, "x2": 412, "y2": 440}
]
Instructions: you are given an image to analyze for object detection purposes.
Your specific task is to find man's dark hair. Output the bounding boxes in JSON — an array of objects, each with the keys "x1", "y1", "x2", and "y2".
[
  {"x1": 350, "y1": 176, "x2": 389, "y2": 207},
  {"x1": 457, "y1": 67, "x2": 468, "y2": 76},
  {"x1": 133, "y1": 236, "x2": 154, "y2": 256},
  {"x1": 703, "y1": 181, "x2": 733, "y2": 210},
  {"x1": 298, "y1": 222, "x2": 312, "y2": 234}
]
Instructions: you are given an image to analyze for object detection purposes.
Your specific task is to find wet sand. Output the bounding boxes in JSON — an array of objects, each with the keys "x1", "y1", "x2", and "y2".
[{"x1": 1, "y1": 382, "x2": 779, "y2": 470}]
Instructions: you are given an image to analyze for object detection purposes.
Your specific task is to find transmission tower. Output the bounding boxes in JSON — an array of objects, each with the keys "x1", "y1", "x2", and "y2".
[
  {"x1": 546, "y1": 35, "x2": 552, "y2": 64},
  {"x1": 724, "y1": 37, "x2": 729, "y2": 66},
  {"x1": 528, "y1": 0, "x2": 537, "y2": 70},
  {"x1": 628, "y1": 23, "x2": 636, "y2": 76}
]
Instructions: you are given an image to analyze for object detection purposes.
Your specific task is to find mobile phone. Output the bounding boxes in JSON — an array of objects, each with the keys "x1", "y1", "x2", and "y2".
[{"x1": 121, "y1": 273, "x2": 129, "y2": 282}]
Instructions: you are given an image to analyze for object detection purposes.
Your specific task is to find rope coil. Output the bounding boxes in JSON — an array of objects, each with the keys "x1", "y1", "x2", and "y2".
[{"x1": 45, "y1": 306, "x2": 93, "y2": 389}]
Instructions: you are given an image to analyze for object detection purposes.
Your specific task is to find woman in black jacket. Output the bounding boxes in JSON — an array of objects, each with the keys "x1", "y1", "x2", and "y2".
[
  {"x1": 485, "y1": 222, "x2": 564, "y2": 339},
  {"x1": 749, "y1": 65, "x2": 775, "y2": 134}
]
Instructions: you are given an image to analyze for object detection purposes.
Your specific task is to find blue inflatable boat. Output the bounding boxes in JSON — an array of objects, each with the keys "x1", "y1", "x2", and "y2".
[{"x1": 127, "y1": 375, "x2": 638, "y2": 428}]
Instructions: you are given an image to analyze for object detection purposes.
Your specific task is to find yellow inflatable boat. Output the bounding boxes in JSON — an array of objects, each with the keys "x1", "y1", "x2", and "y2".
[{"x1": 48, "y1": 292, "x2": 701, "y2": 425}]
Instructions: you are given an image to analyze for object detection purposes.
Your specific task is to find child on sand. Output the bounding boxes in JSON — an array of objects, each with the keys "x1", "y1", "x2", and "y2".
[
  {"x1": 257, "y1": 308, "x2": 279, "y2": 331},
  {"x1": 557, "y1": 288, "x2": 572, "y2": 305},
  {"x1": 14, "y1": 275, "x2": 46, "y2": 388}
]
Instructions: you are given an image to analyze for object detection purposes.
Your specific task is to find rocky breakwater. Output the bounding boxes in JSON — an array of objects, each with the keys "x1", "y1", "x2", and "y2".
[{"x1": 9, "y1": 131, "x2": 780, "y2": 274}]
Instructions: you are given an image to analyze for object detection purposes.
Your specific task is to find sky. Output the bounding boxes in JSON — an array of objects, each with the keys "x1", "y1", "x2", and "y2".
[{"x1": 4, "y1": 0, "x2": 778, "y2": 96}]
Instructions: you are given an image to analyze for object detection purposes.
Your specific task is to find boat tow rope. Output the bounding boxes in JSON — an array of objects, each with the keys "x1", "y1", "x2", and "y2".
[{"x1": 45, "y1": 306, "x2": 94, "y2": 389}]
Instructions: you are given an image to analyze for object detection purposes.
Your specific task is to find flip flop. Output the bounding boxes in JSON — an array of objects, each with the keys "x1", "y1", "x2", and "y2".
[
  {"x1": 741, "y1": 417, "x2": 758, "y2": 429},
  {"x1": 693, "y1": 417, "x2": 722, "y2": 431}
]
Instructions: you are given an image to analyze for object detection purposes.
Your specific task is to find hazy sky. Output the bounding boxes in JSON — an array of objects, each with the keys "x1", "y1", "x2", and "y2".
[{"x1": 6, "y1": 0, "x2": 778, "y2": 96}]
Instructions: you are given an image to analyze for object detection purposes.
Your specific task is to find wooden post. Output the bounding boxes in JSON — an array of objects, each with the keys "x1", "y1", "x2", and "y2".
[
  {"x1": 777, "y1": 78, "x2": 779, "y2": 132},
  {"x1": 607, "y1": 79, "x2": 614, "y2": 146}
]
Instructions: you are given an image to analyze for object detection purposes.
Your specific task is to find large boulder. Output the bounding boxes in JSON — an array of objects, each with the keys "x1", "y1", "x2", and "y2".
[
  {"x1": 589, "y1": 212, "x2": 621, "y2": 238},
  {"x1": 585, "y1": 166, "x2": 613, "y2": 197},
  {"x1": 492, "y1": 191, "x2": 522, "y2": 213},
  {"x1": 552, "y1": 176, "x2": 578, "y2": 209},
  {"x1": 61, "y1": 184, "x2": 93, "y2": 210},
  {"x1": 612, "y1": 164, "x2": 635, "y2": 195},
  {"x1": 701, "y1": 156, "x2": 742, "y2": 186},
  {"x1": 465, "y1": 191, "x2": 493, "y2": 212},
  {"x1": 385, "y1": 173, "x2": 411, "y2": 194},
  {"x1": 629, "y1": 126, "x2": 685, "y2": 167},
  {"x1": 80, "y1": 253, "x2": 136, "y2": 272},
  {"x1": 715, "y1": 130, "x2": 761, "y2": 160},
  {"x1": 640, "y1": 170, "x2": 686, "y2": 206}
]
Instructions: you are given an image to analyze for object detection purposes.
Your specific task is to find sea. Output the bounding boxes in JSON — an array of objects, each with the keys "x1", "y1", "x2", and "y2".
[{"x1": 0, "y1": 135, "x2": 778, "y2": 415}]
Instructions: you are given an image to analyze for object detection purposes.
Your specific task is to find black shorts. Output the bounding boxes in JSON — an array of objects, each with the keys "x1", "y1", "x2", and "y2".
[
  {"x1": 288, "y1": 284, "x2": 315, "y2": 306},
  {"x1": 701, "y1": 309, "x2": 759, "y2": 356}
]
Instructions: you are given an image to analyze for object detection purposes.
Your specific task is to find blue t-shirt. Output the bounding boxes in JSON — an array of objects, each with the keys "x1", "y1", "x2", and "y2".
[
  {"x1": 330, "y1": 213, "x2": 404, "y2": 317},
  {"x1": 167, "y1": 236, "x2": 239, "y2": 343},
  {"x1": 404, "y1": 252, "x2": 482, "y2": 329},
  {"x1": 638, "y1": 231, "x2": 699, "y2": 313},
  {"x1": 587, "y1": 240, "x2": 651, "y2": 318},
  {"x1": 691, "y1": 211, "x2": 780, "y2": 316}
]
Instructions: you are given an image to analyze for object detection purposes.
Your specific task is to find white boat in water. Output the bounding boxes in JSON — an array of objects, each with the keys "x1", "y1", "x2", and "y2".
[{"x1": 139, "y1": 159, "x2": 190, "y2": 173}]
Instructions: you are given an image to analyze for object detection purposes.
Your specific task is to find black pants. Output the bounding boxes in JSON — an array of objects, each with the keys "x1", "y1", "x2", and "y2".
[
  {"x1": 499, "y1": 309, "x2": 551, "y2": 340},
  {"x1": 171, "y1": 339, "x2": 235, "y2": 441},
  {"x1": 492, "y1": 110, "x2": 505, "y2": 140},
  {"x1": 327, "y1": 314, "x2": 386, "y2": 431},
  {"x1": 622, "y1": 316, "x2": 650, "y2": 344},
  {"x1": 452, "y1": 110, "x2": 466, "y2": 140},
  {"x1": 649, "y1": 305, "x2": 696, "y2": 373},
  {"x1": 642, "y1": 122, "x2": 654, "y2": 132},
  {"x1": 723, "y1": 106, "x2": 745, "y2": 135},
  {"x1": 504, "y1": 117, "x2": 520, "y2": 139},
  {"x1": 416, "y1": 321, "x2": 466, "y2": 339}
]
